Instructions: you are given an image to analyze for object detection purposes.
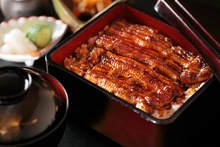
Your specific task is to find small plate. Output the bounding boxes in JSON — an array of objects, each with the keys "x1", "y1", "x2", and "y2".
[{"x1": 0, "y1": 16, "x2": 68, "y2": 66}]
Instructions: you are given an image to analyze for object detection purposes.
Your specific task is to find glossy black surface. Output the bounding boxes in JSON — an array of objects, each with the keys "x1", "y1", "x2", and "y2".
[
  {"x1": 0, "y1": 67, "x2": 60, "y2": 145},
  {"x1": 0, "y1": 0, "x2": 220, "y2": 146},
  {"x1": 0, "y1": 66, "x2": 31, "y2": 104}
]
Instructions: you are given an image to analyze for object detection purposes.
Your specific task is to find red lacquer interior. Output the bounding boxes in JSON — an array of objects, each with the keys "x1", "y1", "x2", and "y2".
[
  {"x1": 51, "y1": 4, "x2": 197, "y2": 65},
  {"x1": 48, "y1": 3, "x2": 212, "y2": 146}
]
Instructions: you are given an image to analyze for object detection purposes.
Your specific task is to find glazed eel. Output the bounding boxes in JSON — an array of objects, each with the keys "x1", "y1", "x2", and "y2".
[{"x1": 64, "y1": 19, "x2": 212, "y2": 114}]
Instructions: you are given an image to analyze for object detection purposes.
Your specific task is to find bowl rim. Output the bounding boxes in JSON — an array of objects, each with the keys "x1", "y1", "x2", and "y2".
[{"x1": 0, "y1": 15, "x2": 68, "y2": 66}]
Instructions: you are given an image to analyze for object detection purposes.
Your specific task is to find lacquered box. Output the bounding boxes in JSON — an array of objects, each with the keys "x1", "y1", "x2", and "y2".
[{"x1": 46, "y1": 1, "x2": 216, "y2": 146}]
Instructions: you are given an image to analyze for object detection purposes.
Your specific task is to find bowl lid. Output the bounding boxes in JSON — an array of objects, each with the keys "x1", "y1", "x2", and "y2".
[
  {"x1": 0, "y1": 66, "x2": 32, "y2": 104},
  {"x1": 0, "y1": 66, "x2": 60, "y2": 143}
]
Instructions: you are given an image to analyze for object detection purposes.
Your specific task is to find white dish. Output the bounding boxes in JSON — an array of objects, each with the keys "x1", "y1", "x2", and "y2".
[{"x1": 0, "y1": 16, "x2": 68, "y2": 66}]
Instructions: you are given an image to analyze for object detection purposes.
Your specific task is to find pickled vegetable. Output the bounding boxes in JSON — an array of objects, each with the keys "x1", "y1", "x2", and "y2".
[{"x1": 26, "y1": 24, "x2": 52, "y2": 48}]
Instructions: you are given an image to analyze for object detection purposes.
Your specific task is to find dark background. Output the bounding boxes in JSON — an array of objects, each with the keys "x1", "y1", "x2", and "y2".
[{"x1": 0, "y1": 0, "x2": 219, "y2": 146}]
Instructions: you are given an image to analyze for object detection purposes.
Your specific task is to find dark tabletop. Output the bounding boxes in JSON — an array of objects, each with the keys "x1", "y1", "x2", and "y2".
[{"x1": 0, "y1": 0, "x2": 220, "y2": 146}]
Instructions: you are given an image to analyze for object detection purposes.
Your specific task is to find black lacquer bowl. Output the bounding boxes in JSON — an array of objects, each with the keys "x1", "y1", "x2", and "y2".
[{"x1": 0, "y1": 66, "x2": 68, "y2": 146}]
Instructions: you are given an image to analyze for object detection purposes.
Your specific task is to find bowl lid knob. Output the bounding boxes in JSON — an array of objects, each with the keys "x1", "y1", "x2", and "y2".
[{"x1": 0, "y1": 66, "x2": 32, "y2": 104}]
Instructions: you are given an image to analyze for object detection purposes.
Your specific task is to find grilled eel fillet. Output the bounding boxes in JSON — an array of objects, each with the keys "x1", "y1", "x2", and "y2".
[{"x1": 64, "y1": 19, "x2": 212, "y2": 114}]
